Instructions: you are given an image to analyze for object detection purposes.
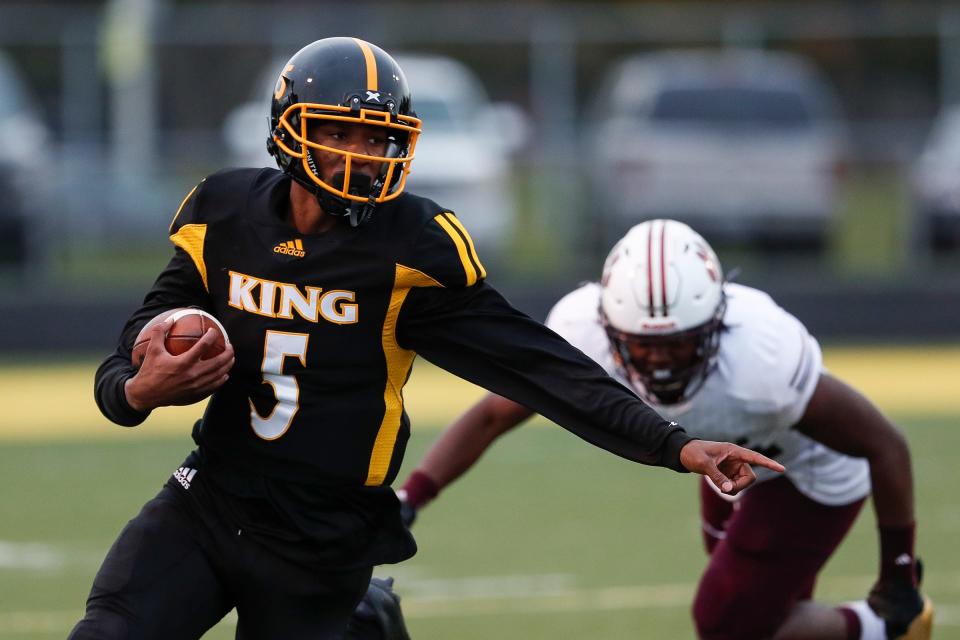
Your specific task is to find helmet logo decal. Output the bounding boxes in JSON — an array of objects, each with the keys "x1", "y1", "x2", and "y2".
[
  {"x1": 365, "y1": 90, "x2": 381, "y2": 103},
  {"x1": 601, "y1": 250, "x2": 619, "y2": 287},
  {"x1": 695, "y1": 242, "x2": 720, "y2": 282},
  {"x1": 640, "y1": 318, "x2": 677, "y2": 331},
  {"x1": 274, "y1": 64, "x2": 294, "y2": 101}
]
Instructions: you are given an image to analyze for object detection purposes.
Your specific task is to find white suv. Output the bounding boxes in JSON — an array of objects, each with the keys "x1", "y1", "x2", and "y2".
[
  {"x1": 0, "y1": 51, "x2": 50, "y2": 268},
  {"x1": 910, "y1": 104, "x2": 960, "y2": 250},
  {"x1": 586, "y1": 49, "x2": 849, "y2": 246}
]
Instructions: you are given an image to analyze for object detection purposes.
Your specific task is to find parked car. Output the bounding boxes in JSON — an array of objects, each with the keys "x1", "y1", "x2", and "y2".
[
  {"x1": 0, "y1": 51, "x2": 50, "y2": 267},
  {"x1": 910, "y1": 104, "x2": 960, "y2": 250},
  {"x1": 222, "y1": 53, "x2": 527, "y2": 256},
  {"x1": 585, "y1": 49, "x2": 849, "y2": 247}
]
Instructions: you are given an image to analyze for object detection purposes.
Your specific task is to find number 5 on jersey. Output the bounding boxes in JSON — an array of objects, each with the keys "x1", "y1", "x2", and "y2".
[{"x1": 251, "y1": 330, "x2": 309, "y2": 440}]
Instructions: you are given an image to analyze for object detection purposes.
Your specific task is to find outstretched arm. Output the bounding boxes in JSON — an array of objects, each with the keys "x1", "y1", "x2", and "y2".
[
  {"x1": 399, "y1": 394, "x2": 782, "y2": 524},
  {"x1": 794, "y1": 373, "x2": 918, "y2": 586},
  {"x1": 796, "y1": 372, "x2": 914, "y2": 528},
  {"x1": 399, "y1": 394, "x2": 532, "y2": 516},
  {"x1": 398, "y1": 283, "x2": 784, "y2": 515},
  {"x1": 417, "y1": 394, "x2": 534, "y2": 488},
  {"x1": 779, "y1": 372, "x2": 929, "y2": 640},
  {"x1": 398, "y1": 283, "x2": 694, "y2": 470}
]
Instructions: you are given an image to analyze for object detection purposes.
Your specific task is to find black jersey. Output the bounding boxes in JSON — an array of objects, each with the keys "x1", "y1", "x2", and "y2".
[{"x1": 95, "y1": 168, "x2": 692, "y2": 567}]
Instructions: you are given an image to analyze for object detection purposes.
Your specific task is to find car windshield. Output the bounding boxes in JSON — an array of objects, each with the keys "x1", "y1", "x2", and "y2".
[
  {"x1": 647, "y1": 87, "x2": 813, "y2": 129},
  {"x1": 925, "y1": 112, "x2": 960, "y2": 163},
  {"x1": 411, "y1": 97, "x2": 470, "y2": 132}
]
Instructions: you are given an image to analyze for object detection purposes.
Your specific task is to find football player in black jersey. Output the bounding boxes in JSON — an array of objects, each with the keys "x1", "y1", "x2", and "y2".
[{"x1": 70, "y1": 37, "x2": 783, "y2": 640}]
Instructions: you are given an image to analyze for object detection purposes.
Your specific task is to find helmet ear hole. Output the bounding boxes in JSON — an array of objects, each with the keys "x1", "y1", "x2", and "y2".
[{"x1": 381, "y1": 137, "x2": 410, "y2": 189}]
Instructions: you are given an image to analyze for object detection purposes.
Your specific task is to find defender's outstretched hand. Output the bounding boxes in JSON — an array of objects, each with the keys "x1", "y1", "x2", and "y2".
[{"x1": 679, "y1": 440, "x2": 785, "y2": 495}]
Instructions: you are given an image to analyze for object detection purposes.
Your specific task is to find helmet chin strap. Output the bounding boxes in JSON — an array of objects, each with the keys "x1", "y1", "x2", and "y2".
[
  {"x1": 347, "y1": 196, "x2": 377, "y2": 228},
  {"x1": 301, "y1": 155, "x2": 380, "y2": 226},
  {"x1": 340, "y1": 171, "x2": 378, "y2": 227}
]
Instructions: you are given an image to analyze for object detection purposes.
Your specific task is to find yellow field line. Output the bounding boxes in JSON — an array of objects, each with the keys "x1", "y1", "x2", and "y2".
[
  {"x1": 0, "y1": 359, "x2": 487, "y2": 441},
  {"x1": 1, "y1": 345, "x2": 957, "y2": 441},
  {"x1": 821, "y1": 345, "x2": 960, "y2": 417}
]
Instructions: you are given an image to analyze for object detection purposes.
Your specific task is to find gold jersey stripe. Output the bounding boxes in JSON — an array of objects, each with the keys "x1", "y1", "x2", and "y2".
[
  {"x1": 168, "y1": 184, "x2": 199, "y2": 233},
  {"x1": 352, "y1": 38, "x2": 378, "y2": 91},
  {"x1": 170, "y1": 223, "x2": 209, "y2": 292},
  {"x1": 434, "y1": 214, "x2": 478, "y2": 286},
  {"x1": 441, "y1": 212, "x2": 486, "y2": 280},
  {"x1": 365, "y1": 264, "x2": 444, "y2": 486}
]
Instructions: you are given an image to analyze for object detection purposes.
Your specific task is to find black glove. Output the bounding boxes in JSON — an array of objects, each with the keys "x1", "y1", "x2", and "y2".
[
  {"x1": 399, "y1": 499, "x2": 418, "y2": 528},
  {"x1": 345, "y1": 577, "x2": 412, "y2": 640},
  {"x1": 867, "y1": 559, "x2": 933, "y2": 640}
]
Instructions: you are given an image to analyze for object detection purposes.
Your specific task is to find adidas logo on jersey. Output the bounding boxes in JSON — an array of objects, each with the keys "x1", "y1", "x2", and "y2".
[
  {"x1": 274, "y1": 239, "x2": 305, "y2": 258},
  {"x1": 173, "y1": 466, "x2": 197, "y2": 490}
]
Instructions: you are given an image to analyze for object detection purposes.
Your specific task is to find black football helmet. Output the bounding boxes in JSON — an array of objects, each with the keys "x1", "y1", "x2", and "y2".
[{"x1": 267, "y1": 37, "x2": 422, "y2": 226}]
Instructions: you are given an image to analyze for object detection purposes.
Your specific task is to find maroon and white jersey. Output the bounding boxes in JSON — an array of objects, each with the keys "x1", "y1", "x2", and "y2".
[{"x1": 546, "y1": 282, "x2": 870, "y2": 506}]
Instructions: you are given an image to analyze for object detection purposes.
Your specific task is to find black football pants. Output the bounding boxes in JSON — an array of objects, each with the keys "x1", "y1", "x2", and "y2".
[{"x1": 68, "y1": 482, "x2": 373, "y2": 640}]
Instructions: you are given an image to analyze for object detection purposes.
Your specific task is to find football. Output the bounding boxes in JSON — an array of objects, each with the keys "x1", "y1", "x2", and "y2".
[{"x1": 131, "y1": 308, "x2": 229, "y2": 368}]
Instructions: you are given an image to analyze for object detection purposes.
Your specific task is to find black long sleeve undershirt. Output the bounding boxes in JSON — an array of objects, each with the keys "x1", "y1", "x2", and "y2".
[
  {"x1": 398, "y1": 283, "x2": 693, "y2": 472},
  {"x1": 94, "y1": 249, "x2": 210, "y2": 427}
]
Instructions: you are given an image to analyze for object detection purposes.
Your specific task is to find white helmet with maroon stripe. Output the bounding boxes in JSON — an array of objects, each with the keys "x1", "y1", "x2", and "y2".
[{"x1": 599, "y1": 219, "x2": 725, "y2": 404}]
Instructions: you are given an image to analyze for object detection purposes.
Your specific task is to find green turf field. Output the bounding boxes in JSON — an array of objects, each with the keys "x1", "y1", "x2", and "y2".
[{"x1": 1, "y1": 350, "x2": 957, "y2": 638}]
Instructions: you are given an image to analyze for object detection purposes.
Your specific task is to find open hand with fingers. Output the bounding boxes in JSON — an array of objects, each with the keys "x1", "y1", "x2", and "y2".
[
  {"x1": 125, "y1": 321, "x2": 235, "y2": 412},
  {"x1": 679, "y1": 440, "x2": 785, "y2": 495}
]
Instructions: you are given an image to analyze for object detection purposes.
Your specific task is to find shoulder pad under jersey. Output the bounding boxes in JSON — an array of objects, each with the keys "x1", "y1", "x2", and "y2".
[
  {"x1": 403, "y1": 206, "x2": 487, "y2": 289},
  {"x1": 545, "y1": 283, "x2": 604, "y2": 347},
  {"x1": 168, "y1": 168, "x2": 275, "y2": 234},
  {"x1": 721, "y1": 284, "x2": 823, "y2": 427},
  {"x1": 167, "y1": 169, "x2": 272, "y2": 292}
]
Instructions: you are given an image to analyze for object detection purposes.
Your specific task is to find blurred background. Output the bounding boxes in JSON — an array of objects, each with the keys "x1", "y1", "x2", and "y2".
[
  {"x1": 1, "y1": 0, "x2": 959, "y2": 346},
  {"x1": 0, "y1": 1, "x2": 958, "y2": 638}
]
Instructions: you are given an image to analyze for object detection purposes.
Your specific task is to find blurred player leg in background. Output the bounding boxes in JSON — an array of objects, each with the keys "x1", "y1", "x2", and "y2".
[{"x1": 693, "y1": 476, "x2": 864, "y2": 639}]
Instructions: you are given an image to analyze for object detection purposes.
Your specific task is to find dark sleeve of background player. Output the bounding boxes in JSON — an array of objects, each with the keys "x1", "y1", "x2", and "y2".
[
  {"x1": 94, "y1": 248, "x2": 210, "y2": 427},
  {"x1": 396, "y1": 282, "x2": 694, "y2": 471}
]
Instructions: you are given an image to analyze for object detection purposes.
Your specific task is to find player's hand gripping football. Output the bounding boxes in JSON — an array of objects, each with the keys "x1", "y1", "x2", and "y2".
[
  {"x1": 679, "y1": 440, "x2": 785, "y2": 495},
  {"x1": 125, "y1": 321, "x2": 235, "y2": 412}
]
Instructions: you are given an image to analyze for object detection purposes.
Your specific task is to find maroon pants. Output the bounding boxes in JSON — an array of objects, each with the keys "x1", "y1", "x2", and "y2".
[{"x1": 692, "y1": 476, "x2": 865, "y2": 640}]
